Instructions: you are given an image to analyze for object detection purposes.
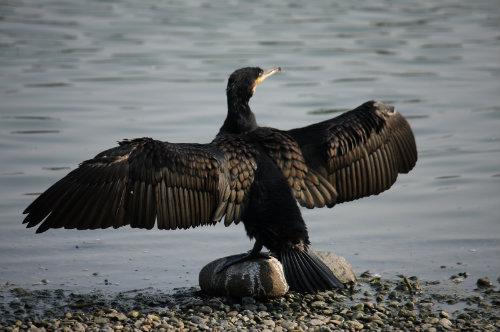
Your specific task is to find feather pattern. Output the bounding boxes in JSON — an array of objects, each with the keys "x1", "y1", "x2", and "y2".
[
  {"x1": 288, "y1": 100, "x2": 417, "y2": 205},
  {"x1": 249, "y1": 128, "x2": 338, "y2": 209},
  {"x1": 23, "y1": 101, "x2": 416, "y2": 233},
  {"x1": 23, "y1": 138, "x2": 254, "y2": 233}
]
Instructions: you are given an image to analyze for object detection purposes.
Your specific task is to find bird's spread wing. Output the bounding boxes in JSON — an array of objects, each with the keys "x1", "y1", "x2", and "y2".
[
  {"x1": 250, "y1": 128, "x2": 338, "y2": 209},
  {"x1": 287, "y1": 100, "x2": 417, "y2": 205},
  {"x1": 23, "y1": 138, "x2": 234, "y2": 233},
  {"x1": 211, "y1": 134, "x2": 258, "y2": 226}
]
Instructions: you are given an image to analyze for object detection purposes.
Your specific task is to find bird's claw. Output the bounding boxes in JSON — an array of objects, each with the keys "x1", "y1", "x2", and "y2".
[{"x1": 215, "y1": 251, "x2": 271, "y2": 274}]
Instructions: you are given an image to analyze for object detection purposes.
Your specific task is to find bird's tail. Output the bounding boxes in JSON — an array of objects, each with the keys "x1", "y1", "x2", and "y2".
[{"x1": 279, "y1": 249, "x2": 344, "y2": 293}]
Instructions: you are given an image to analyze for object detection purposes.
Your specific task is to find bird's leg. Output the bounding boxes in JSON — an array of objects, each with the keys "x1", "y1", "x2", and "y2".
[
  {"x1": 248, "y1": 240, "x2": 269, "y2": 258},
  {"x1": 215, "y1": 240, "x2": 270, "y2": 273}
]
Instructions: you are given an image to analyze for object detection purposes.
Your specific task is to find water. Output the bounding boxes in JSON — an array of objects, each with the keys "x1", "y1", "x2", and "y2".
[{"x1": 1, "y1": 0, "x2": 499, "y2": 294}]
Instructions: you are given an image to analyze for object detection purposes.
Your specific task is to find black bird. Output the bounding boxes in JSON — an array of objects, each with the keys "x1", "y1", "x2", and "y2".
[{"x1": 23, "y1": 67, "x2": 417, "y2": 293}]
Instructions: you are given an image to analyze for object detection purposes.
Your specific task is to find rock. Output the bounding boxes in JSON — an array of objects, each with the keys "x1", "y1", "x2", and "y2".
[
  {"x1": 440, "y1": 311, "x2": 450, "y2": 319},
  {"x1": 282, "y1": 321, "x2": 297, "y2": 330},
  {"x1": 200, "y1": 306, "x2": 212, "y2": 314},
  {"x1": 308, "y1": 318, "x2": 325, "y2": 326},
  {"x1": 477, "y1": 277, "x2": 493, "y2": 288},
  {"x1": 311, "y1": 250, "x2": 357, "y2": 284},
  {"x1": 439, "y1": 318, "x2": 453, "y2": 329},
  {"x1": 93, "y1": 317, "x2": 109, "y2": 324},
  {"x1": 73, "y1": 322, "x2": 87, "y2": 332},
  {"x1": 262, "y1": 319, "x2": 275, "y2": 328},
  {"x1": 199, "y1": 254, "x2": 289, "y2": 298},
  {"x1": 116, "y1": 312, "x2": 128, "y2": 321},
  {"x1": 311, "y1": 300, "x2": 326, "y2": 308},
  {"x1": 128, "y1": 311, "x2": 140, "y2": 318},
  {"x1": 344, "y1": 320, "x2": 364, "y2": 330},
  {"x1": 351, "y1": 303, "x2": 364, "y2": 311},
  {"x1": 199, "y1": 250, "x2": 355, "y2": 297}
]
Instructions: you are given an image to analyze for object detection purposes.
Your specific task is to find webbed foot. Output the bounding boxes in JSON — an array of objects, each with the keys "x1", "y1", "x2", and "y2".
[{"x1": 215, "y1": 250, "x2": 270, "y2": 274}]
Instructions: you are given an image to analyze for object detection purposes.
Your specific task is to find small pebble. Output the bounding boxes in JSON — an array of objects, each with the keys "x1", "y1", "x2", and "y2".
[
  {"x1": 477, "y1": 277, "x2": 493, "y2": 288},
  {"x1": 128, "y1": 311, "x2": 140, "y2": 318},
  {"x1": 311, "y1": 300, "x2": 326, "y2": 308},
  {"x1": 308, "y1": 318, "x2": 324, "y2": 326},
  {"x1": 440, "y1": 311, "x2": 450, "y2": 319},
  {"x1": 200, "y1": 306, "x2": 212, "y2": 314},
  {"x1": 281, "y1": 321, "x2": 297, "y2": 330},
  {"x1": 1, "y1": 277, "x2": 499, "y2": 332},
  {"x1": 344, "y1": 320, "x2": 364, "y2": 330},
  {"x1": 351, "y1": 303, "x2": 364, "y2": 311},
  {"x1": 73, "y1": 322, "x2": 86, "y2": 332},
  {"x1": 439, "y1": 318, "x2": 453, "y2": 329},
  {"x1": 94, "y1": 317, "x2": 109, "y2": 324}
]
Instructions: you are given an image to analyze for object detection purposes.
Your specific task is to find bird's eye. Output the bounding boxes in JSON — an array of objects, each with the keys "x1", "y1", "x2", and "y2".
[{"x1": 258, "y1": 72, "x2": 263, "y2": 77}]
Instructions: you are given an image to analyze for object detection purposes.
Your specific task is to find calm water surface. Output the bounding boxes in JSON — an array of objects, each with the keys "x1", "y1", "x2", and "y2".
[{"x1": 1, "y1": 0, "x2": 499, "y2": 294}]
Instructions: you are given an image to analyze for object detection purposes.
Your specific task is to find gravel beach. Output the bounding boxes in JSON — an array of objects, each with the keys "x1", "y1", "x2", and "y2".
[{"x1": 1, "y1": 272, "x2": 499, "y2": 332}]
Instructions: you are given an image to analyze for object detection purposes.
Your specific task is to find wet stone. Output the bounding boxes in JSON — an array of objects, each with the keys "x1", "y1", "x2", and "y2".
[
  {"x1": 94, "y1": 317, "x2": 109, "y2": 324},
  {"x1": 439, "y1": 310, "x2": 450, "y2": 319},
  {"x1": 351, "y1": 303, "x2": 364, "y2": 311},
  {"x1": 199, "y1": 255, "x2": 289, "y2": 298},
  {"x1": 439, "y1": 318, "x2": 453, "y2": 329},
  {"x1": 128, "y1": 311, "x2": 140, "y2": 318},
  {"x1": 281, "y1": 321, "x2": 297, "y2": 330},
  {"x1": 308, "y1": 319, "x2": 324, "y2": 326},
  {"x1": 262, "y1": 319, "x2": 275, "y2": 327},
  {"x1": 2, "y1": 275, "x2": 500, "y2": 332},
  {"x1": 477, "y1": 277, "x2": 493, "y2": 288},
  {"x1": 200, "y1": 306, "x2": 212, "y2": 314},
  {"x1": 311, "y1": 300, "x2": 326, "y2": 308},
  {"x1": 200, "y1": 250, "x2": 355, "y2": 298},
  {"x1": 344, "y1": 320, "x2": 364, "y2": 330},
  {"x1": 73, "y1": 322, "x2": 86, "y2": 332}
]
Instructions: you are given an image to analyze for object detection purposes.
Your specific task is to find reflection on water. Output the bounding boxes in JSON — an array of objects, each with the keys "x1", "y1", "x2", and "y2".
[{"x1": 0, "y1": 0, "x2": 499, "y2": 293}]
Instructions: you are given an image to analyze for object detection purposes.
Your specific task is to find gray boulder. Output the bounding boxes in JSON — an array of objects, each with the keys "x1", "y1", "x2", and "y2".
[
  {"x1": 199, "y1": 250, "x2": 355, "y2": 298},
  {"x1": 312, "y1": 250, "x2": 357, "y2": 284},
  {"x1": 199, "y1": 254, "x2": 289, "y2": 298}
]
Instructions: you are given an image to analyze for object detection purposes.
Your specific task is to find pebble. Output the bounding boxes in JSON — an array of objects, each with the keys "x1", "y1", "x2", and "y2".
[
  {"x1": 308, "y1": 319, "x2": 324, "y2": 326},
  {"x1": 262, "y1": 319, "x2": 275, "y2": 327},
  {"x1": 344, "y1": 320, "x2": 364, "y2": 330},
  {"x1": 128, "y1": 311, "x2": 140, "y2": 318},
  {"x1": 351, "y1": 303, "x2": 364, "y2": 311},
  {"x1": 439, "y1": 310, "x2": 450, "y2": 319},
  {"x1": 477, "y1": 277, "x2": 493, "y2": 288},
  {"x1": 200, "y1": 306, "x2": 212, "y2": 314},
  {"x1": 439, "y1": 318, "x2": 453, "y2": 329},
  {"x1": 94, "y1": 317, "x2": 109, "y2": 324},
  {"x1": 73, "y1": 322, "x2": 86, "y2": 332},
  {"x1": 281, "y1": 321, "x2": 297, "y2": 330},
  {"x1": 1, "y1": 277, "x2": 499, "y2": 332},
  {"x1": 311, "y1": 300, "x2": 326, "y2": 308}
]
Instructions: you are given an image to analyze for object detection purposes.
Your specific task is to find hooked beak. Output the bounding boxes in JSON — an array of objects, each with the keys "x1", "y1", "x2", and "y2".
[{"x1": 256, "y1": 67, "x2": 281, "y2": 85}]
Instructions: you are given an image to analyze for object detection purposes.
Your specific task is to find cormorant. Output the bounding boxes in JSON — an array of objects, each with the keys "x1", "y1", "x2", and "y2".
[{"x1": 23, "y1": 67, "x2": 417, "y2": 293}]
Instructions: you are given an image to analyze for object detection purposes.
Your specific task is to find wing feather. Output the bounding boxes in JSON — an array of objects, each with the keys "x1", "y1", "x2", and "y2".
[
  {"x1": 249, "y1": 128, "x2": 338, "y2": 209},
  {"x1": 288, "y1": 100, "x2": 417, "y2": 205},
  {"x1": 22, "y1": 138, "x2": 242, "y2": 233}
]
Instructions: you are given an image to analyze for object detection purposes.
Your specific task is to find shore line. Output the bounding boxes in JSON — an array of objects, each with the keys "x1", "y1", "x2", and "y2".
[{"x1": 1, "y1": 273, "x2": 498, "y2": 332}]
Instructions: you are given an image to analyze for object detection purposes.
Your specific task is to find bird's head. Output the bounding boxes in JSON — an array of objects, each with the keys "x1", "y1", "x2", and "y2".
[{"x1": 226, "y1": 67, "x2": 281, "y2": 102}]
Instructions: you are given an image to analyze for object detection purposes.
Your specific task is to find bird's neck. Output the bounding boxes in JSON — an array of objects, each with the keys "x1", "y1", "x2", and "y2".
[{"x1": 219, "y1": 94, "x2": 258, "y2": 135}]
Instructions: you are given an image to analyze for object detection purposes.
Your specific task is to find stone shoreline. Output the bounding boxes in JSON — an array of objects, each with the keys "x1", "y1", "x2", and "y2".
[{"x1": 1, "y1": 273, "x2": 499, "y2": 332}]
